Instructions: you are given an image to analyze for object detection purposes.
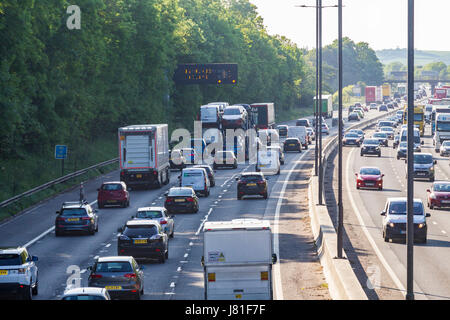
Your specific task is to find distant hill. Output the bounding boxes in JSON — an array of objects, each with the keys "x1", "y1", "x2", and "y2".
[{"x1": 376, "y1": 49, "x2": 450, "y2": 66}]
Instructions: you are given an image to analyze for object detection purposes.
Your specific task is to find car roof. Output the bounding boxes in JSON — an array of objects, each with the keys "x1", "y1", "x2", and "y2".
[
  {"x1": 63, "y1": 287, "x2": 107, "y2": 296},
  {"x1": 0, "y1": 247, "x2": 25, "y2": 255},
  {"x1": 387, "y1": 197, "x2": 423, "y2": 203},
  {"x1": 360, "y1": 166, "x2": 380, "y2": 170},
  {"x1": 241, "y1": 172, "x2": 264, "y2": 176},
  {"x1": 97, "y1": 256, "x2": 133, "y2": 263},
  {"x1": 137, "y1": 207, "x2": 165, "y2": 212}
]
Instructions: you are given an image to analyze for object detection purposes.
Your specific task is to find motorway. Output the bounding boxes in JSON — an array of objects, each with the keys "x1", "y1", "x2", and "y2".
[
  {"x1": 0, "y1": 109, "x2": 388, "y2": 300},
  {"x1": 343, "y1": 120, "x2": 450, "y2": 300}
]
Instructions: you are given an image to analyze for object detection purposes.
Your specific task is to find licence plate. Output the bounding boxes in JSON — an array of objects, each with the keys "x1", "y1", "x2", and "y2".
[
  {"x1": 107, "y1": 200, "x2": 116, "y2": 203},
  {"x1": 365, "y1": 182, "x2": 375, "y2": 186},
  {"x1": 136, "y1": 174, "x2": 142, "y2": 178},
  {"x1": 442, "y1": 200, "x2": 450, "y2": 204},
  {"x1": 67, "y1": 218, "x2": 79, "y2": 222},
  {"x1": 0, "y1": 270, "x2": 8, "y2": 276},
  {"x1": 247, "y1": 183, "x2": 257, "y2": 187},
  {"x1": 105, "y1": 286, "x2": 122, "y2": 290},
  {"x1": 175, "y1": 199, "x2": 185, "y2": 202},
  {"x1": 417, "y1": 173, "x2": 426, "y2": 176},
  {"x1": 289, "y1": 144, "x2": 295, "y2": 146},
  {"x1": 134, "y1": 239, "x2": 148, "y2": 244},
  {"x1": 259, "y1": 164, "x2": 266, "y2": 168}
]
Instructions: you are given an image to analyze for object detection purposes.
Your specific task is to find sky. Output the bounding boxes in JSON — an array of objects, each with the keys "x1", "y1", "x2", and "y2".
[{"x1": 249, "y1": 0, "x2": 449, "y2": 51}]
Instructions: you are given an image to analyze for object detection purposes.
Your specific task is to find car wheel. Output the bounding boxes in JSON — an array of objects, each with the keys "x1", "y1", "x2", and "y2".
[
  {"x1": 430, "y1": 203, "x2": 434, "y2": 210},
  {"x1": 430, "y1": 177, "x2": 435, "y2": 182},
  {"x1": 263, "y1": 193, "x2": 268, "y2": 200},
  {"x1": 165, "y1": 248, "x2": 169, "y2": 260},
  {"x1": 89, "y1": 227, "x2": 95, "y2": 236},
  {"x1": 127, "y1": 200, "x2": 130, "y2": 207},
  {"x1": 237, "y1": 194, "x2": 242, "y2": 200},
  {"x1": 170, "y1": 226, "x2": 174, "y2": 238},
  {"x1": 383, "y1": 231, "x2": 389, "y2": 242},
  {"x1": 276, "y1": 168, "x2": 280, "y2": 175},
  {"x1": 98, "y1": 202, "x2": 104, "y2": 209},
  {"x1": 194, "y1": 205, "x2": 199, "y2": 213},
  {"x1": 55, "y1": 230, "x2": 62, "y2": 237},
  {"x1": 378, "y1": 153, "x2": 381, "y2": 157},
  {"x1": 122, "y1": 201, "x2": 127, "y2": 208},
  {"x1": 397, "y1": 156, "x2": 399, "y2": 160},
  {"x1": 160, "y1": 252, "x2": 166, "y2": 264},
  {"x1": 23, "y1": 285, "x2": 32, "y2": 300}
]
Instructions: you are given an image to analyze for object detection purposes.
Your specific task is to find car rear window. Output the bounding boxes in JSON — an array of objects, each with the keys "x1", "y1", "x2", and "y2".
[
  {"x1": 434, "y1": 183, "x2": 450, "y2": 192},
  {"x1": 95, "y1": 262, "x2": 133, "y2": 273},
  {"x1": 285, "y1": 139, "x2": 299, "y2": 143},
  {"x1": 388, "y1": 202, "x2": 424, "y2": 215},
  {"x1": 364, "y1": 140, "x2": 379, "y2": 145},
  {"x1": 60, "y1": 208, "x2": 88, "y2": 217},
  {"x1": 0, "y1": 254, "x2": 22, "y2": 266},
  {"x1": 123, "y1": 226, "x2": 158, "y2": 237},
  {"x1": 136, "y1": 211, "x2": 163, "y2": 219},
  {"x1": 101, "y1": 184, "x2": 122, "y2": 191},
  {"x1": 168, "y1": 189, "x2": 193, "y2": 197},
  {"x1": 241, "y1": 175, "x2": 263, "y2": 182}
]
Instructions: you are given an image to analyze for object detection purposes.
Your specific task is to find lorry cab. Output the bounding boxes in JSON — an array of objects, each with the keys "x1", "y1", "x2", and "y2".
[
  {"x1": 179, "y1": 167, "x2": 210, "y2": 197},
  {"x1": 287, "y1": 126, "x2": 308, "y2": 149},
  {"x1": 202, "y1": 219, "x2": 277, "y2": 300}
]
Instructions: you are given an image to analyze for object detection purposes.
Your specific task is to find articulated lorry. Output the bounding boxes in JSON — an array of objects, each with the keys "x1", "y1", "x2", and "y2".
[
  {"x1": 251, "y1": 103, "x2": 275, "y2": 129},
  {"x1": 365, "y1": 86, "x2": 376, "y2": 104},
  {"x1": 118, "y1": 124, "x2": 170, "y2": 189},
  {"x1": 202, "y1": 219, "x2": 277, "y2": 300},
  {"x1": 313, "y1": 95, "x2": 333, "y2": 119},
  {"x1": 433, "y1": 107, "x2": 450, "y2": 152}
]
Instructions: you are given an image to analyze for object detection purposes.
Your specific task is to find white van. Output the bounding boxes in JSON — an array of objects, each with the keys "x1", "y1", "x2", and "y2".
[
  {"x1": 287, "y1": 126, "x2": 308, "y2": 149},
  {"x1": 200, "y1": 105, "x2": 221, "y2": 127},
  {"x1": 256, "y1": 150, "x2": 280, "y2": 175},
  {"x1": 179, "y1": 167, "x2": 210, "y2": 197}
]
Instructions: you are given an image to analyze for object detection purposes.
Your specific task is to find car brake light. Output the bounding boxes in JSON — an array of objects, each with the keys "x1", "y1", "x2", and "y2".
[
  {"x1": 90, "y1": 274, "x2": 102, "y2": 279},
  {"x1": 56, "y1": 217, "x2": 65, "y2": 222},
  {"x1": 257, "y1": 181, "x2": 265, "y2": 184},
  {"x1": 124, "y1": 273, "x2": 136, "y2": 279},
  {"x1": 187, "y1": 197, "x2": 194, "y2": 202},
  {"x1": 17, "y1": 268, "x2": 26, "y2": 274},
  {"x1": 166, "y1": 197, "x2": 173, "y2": 203},
  {"x1": 160, "y1": 220, "x2": 167, "y2": 225},
  {"x1": 208, "y1": 273, "x2": 216, "y2": 282}
]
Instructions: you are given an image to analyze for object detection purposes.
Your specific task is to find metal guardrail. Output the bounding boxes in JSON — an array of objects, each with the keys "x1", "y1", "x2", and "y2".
[{"x1": 0, "y1": 158, "x2": 119, "y2": 209}]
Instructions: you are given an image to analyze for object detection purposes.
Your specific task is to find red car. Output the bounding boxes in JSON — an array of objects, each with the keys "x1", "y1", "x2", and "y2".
[
  {"x1": 427, "y1": 181, "x2": 450, "y2": 209},
  {"x1": 355, "y1": 167, "x2": 384, "y2": 190},
  {"x1": 97, "y1": 181, "x2": 130, "y2": 208}
]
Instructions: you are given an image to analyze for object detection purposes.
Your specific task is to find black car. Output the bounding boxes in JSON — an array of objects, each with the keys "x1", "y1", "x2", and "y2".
[
  {"x1": 360, "y1": 139, "x2": 381, "y2": 157},
  {"x1": 236, "y1": 172, "x2": 268, "y2": 200},
  {"x1": 372, "y1": 133, "x2": 389, "y2": 147},
  {"x1": 117, "y1": 220, "x2": 168, "y2": 263},
  {"x1": 379, "y1": 105, "x2": 388, "y2": 112},
  {"x1": 55, "y1": 201, "x2": 98, "y2": 236},
  {"x1": 283, "y1": 138, "x2": 302, "y2": 152},
  {"x1": 276, "y1": 125, "x2": 288, "y2": 137},
  {"x1": 164, "y1": 187, "x2": 199, "y2": 214},
  {"x1": 348, "y1": 112, "x2": 360, "y2": 122},
  {"x1": 387, "y1": 103, "x2": 394, "y2": 109},
  {"x1": 193, "y1": 164, "x2": 215, "y2": 187}
]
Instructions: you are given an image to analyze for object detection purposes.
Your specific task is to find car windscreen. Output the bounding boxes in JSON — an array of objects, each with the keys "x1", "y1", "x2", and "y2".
[
  {"x1": 0, "y1": 254, "x2": 22, "y2": 266},
  {"x1": 434, "y1": 183, "x2": 450, "y2": 192},
  {"x1": 123, "y1": 226, "x2": 158, "y2": 238},
  {"x1": 296, "y1": 120, "x2": 308, "y2": 126},
  {"x1": 381, "y1": 127, "x2": 393, "y2": 132},
  {"x1": 373, "y1": 133, "x2": 387, "y2": 138},
  {"x1": 101, "y1": 184, "x2": 122, "y2": 191},
  {"x1": 60, "y1": 208, "x2": 87, "y2": 217},
  {"x1": 136, "y1": 211, "x2": 163, "y2": 219},
  {"x1": 414, "y1": 154, "x2": 433, "y2": 164},
  {"x1": 442, "y1": 141, "x2": 450, "y2": 147},
  {"x1": 224, "y1": 108, "x2": 241, "y2": 115},
  {"x1": 62, "y1": 295, "x2": 106, "y2": 300},
  {"x1": 360, "y1": 168, "x2": 381, "y2": 175},
  {"x1": 168, "y1": 189, "x2": 193, "y2": 197},
  {"x1": 194, "y1": 166, "x2": 211, "y2": 174},
  {"x1": 95, "y1": 261, "x2": 133, "y2": 273},
  {"x1": 345, "y1": 134, "x2": 358, "y2": 138},
  {"x1": 399, "y1": 142, "x2": 407, "y2": 148},
  {"x1": 388, "y1": 202, "x2": 424, "y2": 215},
  {"x1": 363, "y1": 140, "x2": 380, "y2": 145},
  {"x1": 379, "y1": 122, "x2": 392, "y2": 127}
]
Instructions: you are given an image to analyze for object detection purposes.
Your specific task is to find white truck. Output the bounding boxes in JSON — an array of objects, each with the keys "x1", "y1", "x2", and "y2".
[
  {"x1": 200, "y1": 105, "x2": 221, "y2": 129},
  {"x1": 118, "y1": 124, "x2": 170, "y2": 189},
  {"x1": 287, "y1": 126, "x2": 308, "y2": 149},
  {"x1": 433, "y1": 109, "x2": 450, "y2": 152},
  {"x1": 375, "y1": 86, "x2": 383, "y2": 104},
  {"x1": 202, "y1": 219, "x2": 277, "y2": 300}
]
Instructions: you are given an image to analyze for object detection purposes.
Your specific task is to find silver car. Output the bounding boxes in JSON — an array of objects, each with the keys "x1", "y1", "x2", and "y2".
[
  {"x1": 87, "y1": 256, "x2": 144, "y2": 300},
  {"x1": 61, "y1": 287, "x2": 111, "y2": 300},
  {"x1": 132, "y1": 207, "x2": 174, "y2": 238}
]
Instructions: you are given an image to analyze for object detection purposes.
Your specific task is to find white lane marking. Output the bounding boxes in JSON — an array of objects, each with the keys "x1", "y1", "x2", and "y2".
[
  {"x1": 433, "y1": 221, "x2": 437, "y2": 225},
  {"x1": 90, "y1": 200, "x2": 97, "y2": 206},
  {"x1": 346, "y1": 147, "x2": 407, "y2": 296},
  {"x1": 195, "y1": 208, "x2": 213, "y2": 236},
  {"x1": 80, "y1": 269, "x2": 86, "y2": 274},
  {"x1": 177, "y1": 267, "x2": 182, "y2": 272},
  {"x1": 23, "y1": 226, "x2": 55, "y2": 249},
  {"x1": 94, "y1": 256, "x2": 99, "y2": 260},
  {"x1": 184, "y1": 253, "x2": 189, "y2": 258},
  {"x1": 170, "y1": 282, "x2": 176, "y2": 288},
  {"x1": 273, "y1": 148, "x2": 310, "y2": 300},
  {"x1": 105, "y1": 244, "x2": 111, "y2": 248},
  {"x1": 442, "y1": 230, "x2": 447, "y2": 234}
]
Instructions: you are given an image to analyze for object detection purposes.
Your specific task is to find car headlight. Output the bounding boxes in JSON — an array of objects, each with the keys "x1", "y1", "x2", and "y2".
[
  {"x1": 377, "y1": 177, "x2": 382, "y2": 181},
  {"x1": 418, "y1": 223, "x2": 425, "y2": 229},
  {"x1": 389, "y1": 222, "x2": 395, "y2": 228}
]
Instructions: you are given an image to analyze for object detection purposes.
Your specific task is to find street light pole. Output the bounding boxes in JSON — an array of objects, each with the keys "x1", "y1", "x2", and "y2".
[
  {"x1": 315, "y1": 0, "x2": 319, "y2": 177},
  {"x1": 406, "y1": 0, "x2": 415, "y2": 301},
  {"x1": 318, "y1": 0, "x2": 323, "y2": 205},
  {"x1": 337, "y1": 0, "x2": 344, "y2": 258}
]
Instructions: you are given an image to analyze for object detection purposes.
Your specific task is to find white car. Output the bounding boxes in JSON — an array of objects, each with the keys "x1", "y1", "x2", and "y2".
[
  {"x1": 0, "y1": 247, "x2": 39, "y2": 300},
  {"x1": 61, "y1": 287, "x2": 111, "y2": 300},
  {"x1": 440, "y1": 141, "x2": 450, "y2": 156}
]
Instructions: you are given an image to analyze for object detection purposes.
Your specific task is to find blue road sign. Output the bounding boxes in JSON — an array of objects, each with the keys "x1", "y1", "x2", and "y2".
[{"x1": 55, "y1": 145, "x2": 68, "y2": 160}]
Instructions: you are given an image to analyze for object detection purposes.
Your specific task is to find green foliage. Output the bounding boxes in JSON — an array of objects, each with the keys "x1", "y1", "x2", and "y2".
[{"x1": 0, "y1": 0, "x2": 315, "y2": 202}]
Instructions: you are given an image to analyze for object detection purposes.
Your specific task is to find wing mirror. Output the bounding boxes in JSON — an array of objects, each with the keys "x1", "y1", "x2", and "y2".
[
  {"x1": 382, "y1": 174, "x2": 385, "y2": 177},
  {"x1": 32, "y1": 256, "x2": 38, "y2": 262},
  {"x1": 421, "y1": 141, "x2": 424, "y2": 145},
  {"x1": 380, "y1": 211, "x2": 386, "y2": 216},
  {"x1": 96, "y1": 188, "x2": 100, "y2": 191},
  {"x1": 426, "y1": 213, "x2": 431, "y2": 218},
  {"x1": 434, "y1": 160, "x2": 437, "y2": 164},
  {"x1": 117, "y1": 227, "x2": 123, "y2": 233},
  {"x1": 426, "y1": 189, "x2": 431, "y2": 193},
  {"x1": 131, "y1": 215, "x2": 135, "y2": 219},
  {"x1": 272, "y1": 253, "x2": 278, "y2": 264},
  {"x1": 56, "y1": 211, "x2": 60, "y2": 214},
  {"x1": 164, "y1": 191, "x2": 169, "y2": 196}
]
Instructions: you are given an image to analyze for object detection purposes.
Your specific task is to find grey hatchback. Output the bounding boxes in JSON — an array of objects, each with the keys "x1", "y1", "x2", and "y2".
[{"x1": 87, "y1": 256, "x2": 144, "y2": 300}]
